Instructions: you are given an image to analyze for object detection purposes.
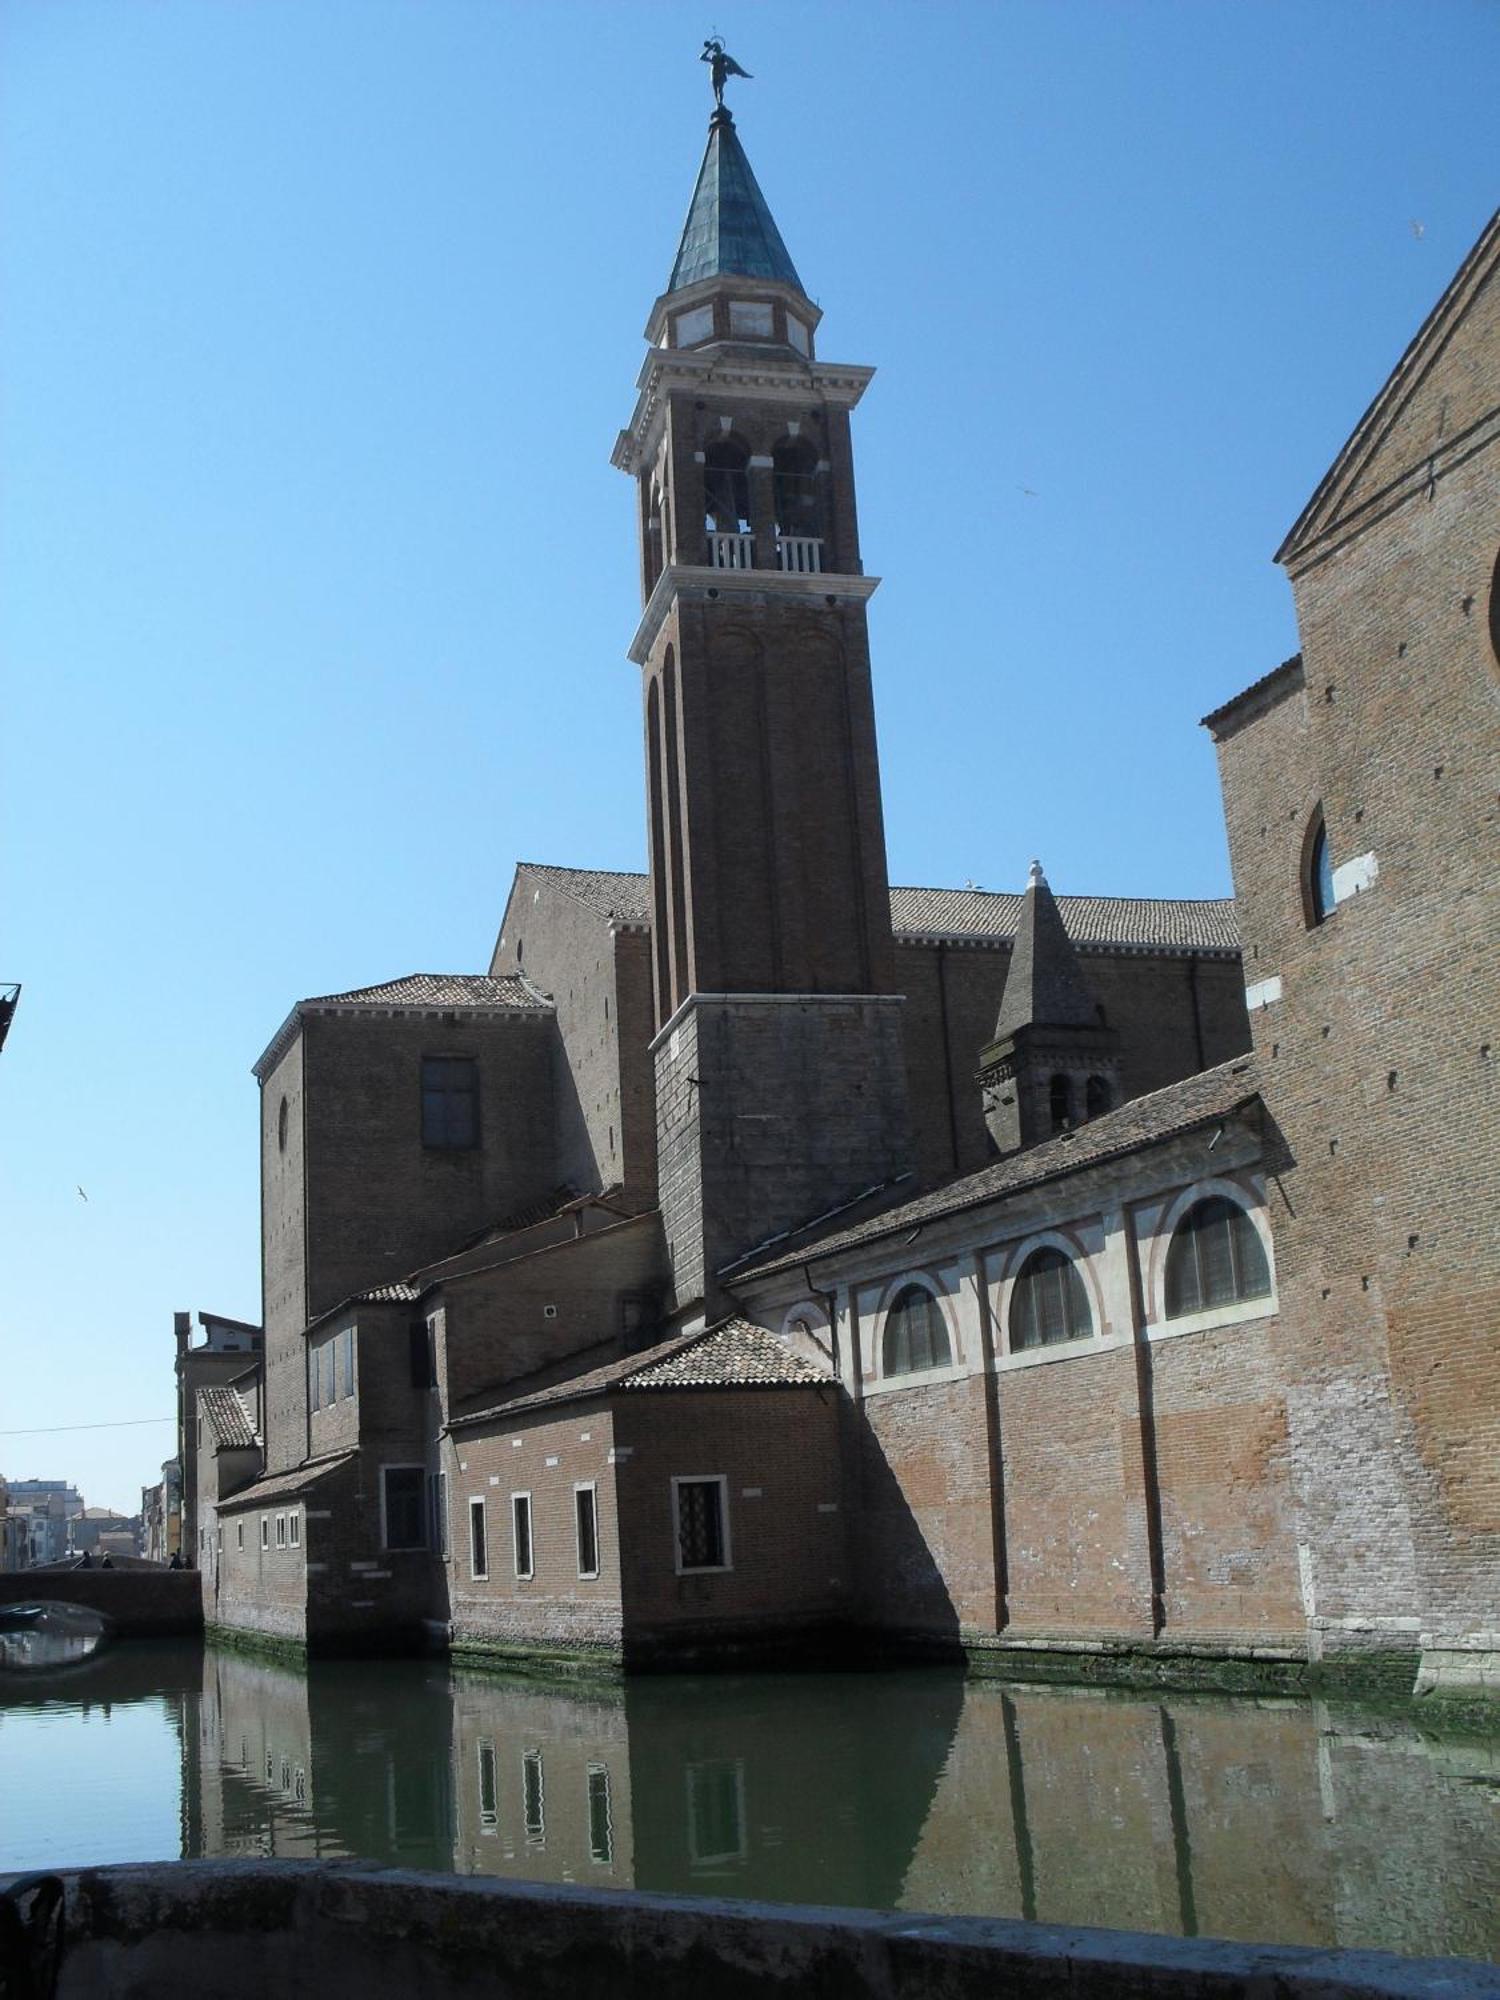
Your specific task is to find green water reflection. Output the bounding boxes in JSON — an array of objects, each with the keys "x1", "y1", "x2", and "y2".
[{"x1": 2, "y1": 1643, "x2": 1498, "y2": 1961}]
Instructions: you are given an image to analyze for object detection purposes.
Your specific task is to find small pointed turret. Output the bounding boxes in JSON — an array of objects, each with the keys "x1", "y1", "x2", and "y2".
[
  {"x1": 978, "y1": 863, "x2": 1123, "y2": 1156},
  {"x1": 669, "y1": 108, "x2": 804, "y2": 295}
]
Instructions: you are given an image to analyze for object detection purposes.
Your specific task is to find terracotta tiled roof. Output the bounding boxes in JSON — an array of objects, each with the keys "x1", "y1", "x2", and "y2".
[
  {"x1": 200, "y1": 1386, "x2": 259, "y2": 1451},
  {"x1": 449, "y1": 1318, "x2": 829, "y2": 1431},
  {"x1": 306, "y1": 973, "x2": 543, "y2": 1009},
  {"x1": 731, "y1": 1056, "x2": 1262, "y2": 1282},
  {"x1": 217, "y1": 1450, "x2": 357, "y2": 1511},
  {"x1": 622, "y1": 1318, "x2": 827, "y2": 1389},
  {"x1": 528, "y1": 865, "x2": 1238, "y2": 955},
  {"x1": 254, "y1": 973, "x2": 552, "y2": 1079},
  {"x1": 353, "y1": 1281, "x2": 422, "y2": 1305},
  {"x1": 888, "y1": 886, "x2": 1240, "y2": 952}
]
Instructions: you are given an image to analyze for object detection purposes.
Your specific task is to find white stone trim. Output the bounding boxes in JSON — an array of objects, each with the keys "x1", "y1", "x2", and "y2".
[
  {"x1": 467, "y1": 1495, "x2": 489, "y2": 1580},
  {"x1": 1332, "y1": 850, "x2": 1379, "y2": 903},
  {"x1": 867, "y1": 1270, "x2": 965, "y2": 1390},
  {"x1": 1244, "y1": 974, "x2": 1282, "y2": 1011}
]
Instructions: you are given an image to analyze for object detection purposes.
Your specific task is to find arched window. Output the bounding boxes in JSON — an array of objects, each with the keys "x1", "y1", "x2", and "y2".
[
  {"x1": 277, "y1": 1097, "x2": 289, "y2": 1153},
  {"x1": 1009, "y1": 1247, "x2": 1093, "y2": 1351},
  {"x1": 1049, "y1": 1074, "x2": 1073, "y2": 1132},
  {"x1": 881, "y1": 1285, "x2": 952, "y2": 1377},
  {"x1": 1084, "y1": 1075, "x2": 1111, "y2": 1119},
  {"x1": 1164, "y1": 1196, "x2": 1271, "y2": 1319},
  {"x1": 773, "y1": 437, "x2": 822, "y2": 544},
  {"x1": 1305, "y1": 809, "x2": 1335, "y2": 926},
  {"x1": 703, "y1": 438, "x2": 751, "y2": 536}
]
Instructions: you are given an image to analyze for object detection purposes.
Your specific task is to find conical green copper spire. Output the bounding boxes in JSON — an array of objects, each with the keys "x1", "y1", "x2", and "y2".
[{"x1": 668, "y1": 109, "x2": 804, "y2": 295}]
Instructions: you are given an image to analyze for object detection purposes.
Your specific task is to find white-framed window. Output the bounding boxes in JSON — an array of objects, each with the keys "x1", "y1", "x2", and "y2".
[
  {"x1": 575, "y1": 1482, "x2": 599, "y2": 1579},
  {"x1": 511, "y1": 1492, "x2": 534, "y2": 1579},
  {"x1": 275, "y1": 1514, "x2": 287, "y2": 1549},
  {"x1": 288, "y1": 1511, "x2": 300, "y2": 1549},
  {"x1": 469, "y1": 1497, "x2": 489, "y2": 1580},
  {"x1": 380, "y1": 1464, "x2": 427, "y2": 1550},
  {"x1": 672, "y1": 1474, "x2": 731, "y2": 1574},
  {"x1": 260, "y1": 1517, "x2": 269, "y2": 1550}
]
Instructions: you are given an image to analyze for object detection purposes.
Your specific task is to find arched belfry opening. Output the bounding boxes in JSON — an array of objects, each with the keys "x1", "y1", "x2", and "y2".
[
  {"x1": 773, "y1": 435, "x2": 823, "y2": 572},
  {"x1": 704, "y1": 438, "x2": 753, "y2": 565}
]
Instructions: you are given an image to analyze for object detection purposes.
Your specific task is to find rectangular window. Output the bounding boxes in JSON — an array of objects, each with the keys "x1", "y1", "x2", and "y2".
[
  {"x1": 511, "y1": 1492, "x2": 533, "y2": 1579},
  {"x1": 309, "y1": 1344, "x2": 321, "y2": 1413},
  {"x1": 728, "y1": 298, "x2": 774, "y2": 336},
  {"x1": 575, "y1": 1483, "x2": 599, "y2": 1579},
  {"x1": 260, "y1": 1517, "x2": 269, "y2": 1550},
  {"x1": 421, "y1": 1056, "x2": 479, "y2": 1149},
  {"x1": 522, "y1": 1750, "x2": 545, "y2": 1845},
  {"x1": 341, "y1": 1325, "x2": 355, "y2": 1399},
  {"x1": 216, "y1": 1526, "x2": 223, "y2": 1552},
  {"x1": 382, "y1": 1466, "x2": 427, "y2": 1550},
  {"x1": 275, "y1": 1514, "x2": 287, "y2": 1549},
  {"x1": 429, "y1": 1471, "x2": 448, "y2": 1558},
  {"x1": 477, "y1": 1740, "x2": 498, "y2": 1831},
  {"x1": 469, "y1": 1497, "x2": 488, "y2": 1579},
  {"x1": 586, "y1": 1765, "x2": 613, "y2": 1864},
  {"x1": 673, "y1": 1475, "x2": 730, "y2": 1573},
  {"x1": 236, "y1": 1522, "x2": 244, "y2": 1551},
  {"x1": 408, "y1": 1320, "x2": 437, "y2": 1390},
  {"x1": 289, "y1": 1512, "x2": 300, "y2": 1549},
  {"x1": 322, "y1": 1342, "x2": 336, "y2": 1408}
]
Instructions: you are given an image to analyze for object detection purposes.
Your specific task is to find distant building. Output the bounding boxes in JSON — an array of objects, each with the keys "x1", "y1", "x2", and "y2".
[
  {"x1": 189, "y1": 93, "x2": 1499, "y2": 1704},
  {"x1": 4, "y1": 1478, "x2": 84, "y2": 1567},
  {"x1": 141, "y1": 1458, "x2": 182, "y2": 1564}
]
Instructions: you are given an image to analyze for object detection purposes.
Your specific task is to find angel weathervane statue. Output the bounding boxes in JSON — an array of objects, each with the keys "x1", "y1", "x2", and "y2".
[{"x1": 701, "y1": 38, "x2": 752, "y2": 111}]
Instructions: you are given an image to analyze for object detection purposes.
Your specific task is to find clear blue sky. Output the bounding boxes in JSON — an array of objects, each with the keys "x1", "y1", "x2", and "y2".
[{"x1": 3, "y1": 1, "x2": 1495, "y2": 1513}]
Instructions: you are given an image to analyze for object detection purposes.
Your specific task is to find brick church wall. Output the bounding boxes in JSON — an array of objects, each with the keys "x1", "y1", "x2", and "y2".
[{"x1": 1213, "y1": 300, "x2": 1500, "y2": 1659}]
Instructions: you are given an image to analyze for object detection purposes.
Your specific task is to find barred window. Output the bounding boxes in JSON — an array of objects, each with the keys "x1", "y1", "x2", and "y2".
[
  {"x1": 1009, "y1": 1247, "x2": 1092, "y2": 1351},
  {"x1": 881, "y1": 1285, "x2": 952, "y2": 1377},
  {"x1": 1164, "y1": 1196, "x2": 1271, "y2": 1318},
  {"x1": 422, "y1": 1056, "x2": 479, "y2": 1149},
  {"x1": 674, "y1": 1476, "x2": 729, "y2": 1572}
]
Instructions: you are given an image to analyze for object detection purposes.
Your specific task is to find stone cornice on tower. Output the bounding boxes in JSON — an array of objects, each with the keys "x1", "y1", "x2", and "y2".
[{"x1": 612, "y1": 350, "x2": 874, "y2": 478}]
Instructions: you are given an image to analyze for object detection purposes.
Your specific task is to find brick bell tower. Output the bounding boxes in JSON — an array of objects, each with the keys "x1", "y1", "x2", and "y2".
[{"x1": 612, "y1": 85, "x2": 912, "y2": 1313}]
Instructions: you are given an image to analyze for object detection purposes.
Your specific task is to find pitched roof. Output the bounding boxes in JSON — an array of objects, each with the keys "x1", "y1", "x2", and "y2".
[
  {"x1": 253, "y1": 973, "x2": 552, "y2": 1079},
  {"x1": 1201, "y1": 654, "x2": 1306, "y2": 738},
  {"x1": 992, "y1": 864, "x2": 1102, "y2": 1040},
  {"x1": 731, "y1": 1056, "x2": 1262, "y2": 1282},
  {"x1": 669, "y1": 110, "x2": 804, "y2": 296},
  {"x1": 449, "y1": 1318, "x2": 829, "y2": 1431},
  {"x1": 354, "y1": 1281, "x2": 422, "y2": 1305},
  {"x1": 304, "y1": 973, "x2": 541, "y2": 1009},
  {"x1": 524, "y1": 866, "x2": 1239, "y2": 955},
  {"x1": 200, "y1": 1385, "x2": 259, "y2": 1451},
  {"x1": 217, "y1": 1450, "x2": 358, "y2": 1511},
  {"x1": 1277, "y1": 206, "x2": 1500, "y2": 566}
]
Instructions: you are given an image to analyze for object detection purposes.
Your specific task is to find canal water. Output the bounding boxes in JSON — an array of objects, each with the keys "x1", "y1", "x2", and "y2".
[{"x1": 2, "y1": 1639, "x2": 1498, "y2": 1961}]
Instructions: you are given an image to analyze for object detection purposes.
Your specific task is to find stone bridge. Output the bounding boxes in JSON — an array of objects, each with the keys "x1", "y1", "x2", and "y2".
[{"x1": 0, "y1": 1567, "x2": 201, "y2": 1639}]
